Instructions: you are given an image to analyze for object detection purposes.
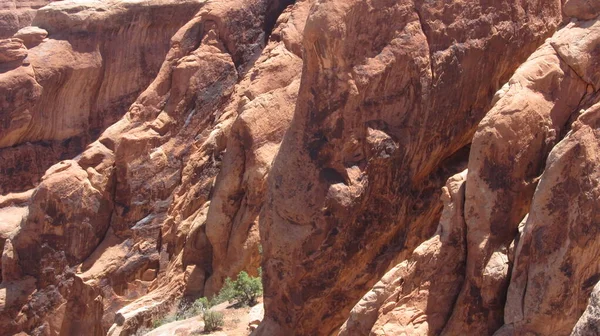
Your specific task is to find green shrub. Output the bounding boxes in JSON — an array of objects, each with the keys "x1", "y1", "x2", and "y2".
[
  {"x1": 196, "y1": 297, "x2": 213, "y2": 310},
  {"x1": 173, "y1": 296, "x2": 216, "y2": 321},
  {"x1": 215, "y1": 271, "x2": 262, "y2": 307},
  {"x1": 203, "y1": 310, "x2": 225, "y2": 332},
  {"x1": 152, "y1": 314, "x2": 176, "y2": 329}
]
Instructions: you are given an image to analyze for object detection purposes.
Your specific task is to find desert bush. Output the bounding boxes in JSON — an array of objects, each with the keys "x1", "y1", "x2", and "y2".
[
  {"x1": 175, "y1": 300, "x2": 195, "y2": 320},
  {"x1": 196, "y1": 296, "x2": 213, "y2": 311},
  {"x1": 203, "y1": 310, "x2": 225, "y2": 332},
  {"x1": 150, "y1": 297, "x2": 210, "y2": 330},
  {"x1": 215, "y1": 271, "x2": 262, "y2": 306},
  {"x1": 175, "y1": 297, "x2": 211, "y2": 320},
  {"x1": 152, "y1": 314, "x2": 176, "y2": 329}
]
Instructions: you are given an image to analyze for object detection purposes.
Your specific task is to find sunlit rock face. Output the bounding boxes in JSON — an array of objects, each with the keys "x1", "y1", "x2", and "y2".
[
  {"x1": 257, "y1": 0, "x2": 563, "y2": 334},
  {"x1": 0, "y1": 0, "x2": 205, "y2": 194},
  {"x1": 1, "y1": 0, "x2": 305, "y2": 334},
  {"x1": 333, "y1": 5, "x2": 600, "y2": 336},
  {"x1": 3, "y1": 0, "x2": 600, "y2": 336}
]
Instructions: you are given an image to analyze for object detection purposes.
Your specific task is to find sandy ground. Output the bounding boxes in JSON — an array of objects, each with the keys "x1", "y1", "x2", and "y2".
[{"x1": 143, "y1": 300, "x2": 259, "y2": 336}]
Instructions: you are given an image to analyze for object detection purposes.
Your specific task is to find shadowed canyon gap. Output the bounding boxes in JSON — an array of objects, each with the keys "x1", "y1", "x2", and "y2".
[{"x1": 0, "y1": 0, "x2": 599, "y2": 335}]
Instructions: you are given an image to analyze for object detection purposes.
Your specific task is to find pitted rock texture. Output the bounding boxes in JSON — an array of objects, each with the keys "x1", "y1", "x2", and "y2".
[
  {"x1": 257, "y1": 0, "x2": 562, "y2": 335},
  {"x1": 336, "y1": 6, "x2": 600, "y2": 336}
]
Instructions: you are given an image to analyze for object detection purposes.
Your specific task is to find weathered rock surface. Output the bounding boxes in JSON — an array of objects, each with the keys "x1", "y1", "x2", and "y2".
[
  {"x1": 0, "y1": 0, "x2": 52, "y2": 38},
  {"x1": 572, "y1": 282, "x2": 600, "y2": 335},
  {"x1": 334, "y1": 5, "x2": 600, "y2": 336},
  {"x1": 339, "y1": 170, "x2": 467, "y2": 336},
  {"x1": 0, "y1": 0, "x2": 205, "y2": 194},
  {"x1": 13, "y1": 25, "x2": 47, "y2": 48},
  {"x1": 257, "y1": 0, "x2": 561, "y2": 334},
  {"x1": 3, "y1": 0, "x2": 600, "y2": 335},
  {"x1": 498, "y1": 100, "x2": 600, "y2": 335},
  {"x1": 203, "y1": 0, "x2": 310, "y2": 296},
  {"x1": 442, "y1": 25, "x2": 590, "y2": 336},
  {"x1": 0, "y1": 38, "x2": 27, "y2": 62},
  {"x1": 563, "y1": 0, "x2": 600, "y2": 20},
  {"x1": 1, "y1": 0, "x2": 305, "y2": 334}
]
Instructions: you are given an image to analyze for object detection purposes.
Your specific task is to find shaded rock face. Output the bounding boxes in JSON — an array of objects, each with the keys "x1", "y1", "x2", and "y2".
[
  {"x1": 336, "y1": 8, "x2": 600, "y2": 336},
  {"x1": 0, "y1": 0, "x2": 205, "y2": 194},
  {"x1": 257, "y1": 0, "x2": 562, "y2": 334},
  {"x1": 339, "y1": 170, "x2": 468, "y2": 336}
]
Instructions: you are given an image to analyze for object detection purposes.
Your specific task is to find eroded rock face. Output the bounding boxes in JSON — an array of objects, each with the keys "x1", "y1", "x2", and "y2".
[
  {"x1": 257, "y1": 0, "x2": 561, "y2": 334},
  {"x1": 334, "y1": 5, "x2": 600, "y2": 336},
  {"x1": 339, "y1": 170, "x2": 468, "y2": 336},
  {"x1": 495, "y1": 25, "x2": 600, "y2": 329},
  {"x1": 1, "y1": 0, "x2": 306, "y2": 334},
  {"x1": 3, "y1": 0, "x2": 600, "y2": 335},
  {"x1": 203, "y1": 0, "x2": 311, "y2": 297},
  {"x1": 442, "y1": 27, "x2": 590, "y2": 336},
  {"x1": 497, "y1": 102, "x2": 600, "y2": 336},
  {"x1": 0, "y1": 0, "x2": 205, "y2": 194}
]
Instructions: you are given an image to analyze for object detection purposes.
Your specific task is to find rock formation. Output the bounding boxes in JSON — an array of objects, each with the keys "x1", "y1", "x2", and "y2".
[
  {"x1": 0, "y1": 0, "x2": 205, "y2": 194},
  {"x1": 339, "y1": 170, "x2": 468, "y2": 336},
  {"x1": 1, "y1": 0, "x2": 600, "y2": 335},
  {"x1": 334, "y1": 3, "x2": 600, "y2": 336},
  {"x1": 0, "y1": 0, "x2": 53, "y2": 39},
  {"x1": 1, "y1": 0, "x2": 307, "y2": 334},
  {"x1": 257, "y1": 0, "x2": 563, "y2": 334}
]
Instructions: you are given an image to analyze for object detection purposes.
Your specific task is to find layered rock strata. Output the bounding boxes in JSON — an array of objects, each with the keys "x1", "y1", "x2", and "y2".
[{"x1": 0, "y1": 0, "x2": 204, "y2": 194}]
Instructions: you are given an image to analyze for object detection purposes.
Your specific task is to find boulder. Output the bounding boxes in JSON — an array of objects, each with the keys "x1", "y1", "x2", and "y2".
[
  {"x1": 0, "y1": 38, "x2": 26, "y2": 63},
  {"x1": 13, "y1": 26, "x2": 47, "y2": 48}
]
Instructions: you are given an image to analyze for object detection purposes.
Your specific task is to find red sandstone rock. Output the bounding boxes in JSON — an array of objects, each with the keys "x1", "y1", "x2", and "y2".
[
  {"x1": 331, "y1": 5, "x2": 600, "y2": 336},
  {"x1": 257, "y1": 0, "x2": 561, "y2": 334},
  {"x1": 1, "y1": 0, "x2": 303, "y2": 334},
  {"x1": 0, "y1": 38, "x2": 27, "y2": 63},
  {"x1": 203, "y1": 0, "x2": 311, "y2": 296},
  {"x1": 563, "y1": 0, "x2": 600, "y2": 20},
  {"x1": 0, "y1": 0, "x2": 53, "y2": 39},
  {"x1": 339, "y1": 170, "x2": 467, "y2": 336},
  {"x1": 3, "y1": 0, "x2": 600, "y2": 335},
  {"x1": 0, "y1": 0, "x2": 205, "y2": 194},
  {"x1": 443, "y1": 31, "x2": 589, "y2": 336},
  {"x1": 13, "y1": 26, "x2": 46, "y2": 48},
  {"x1": 498, "y1": 74, "x2": 600, "y2": 335}
]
